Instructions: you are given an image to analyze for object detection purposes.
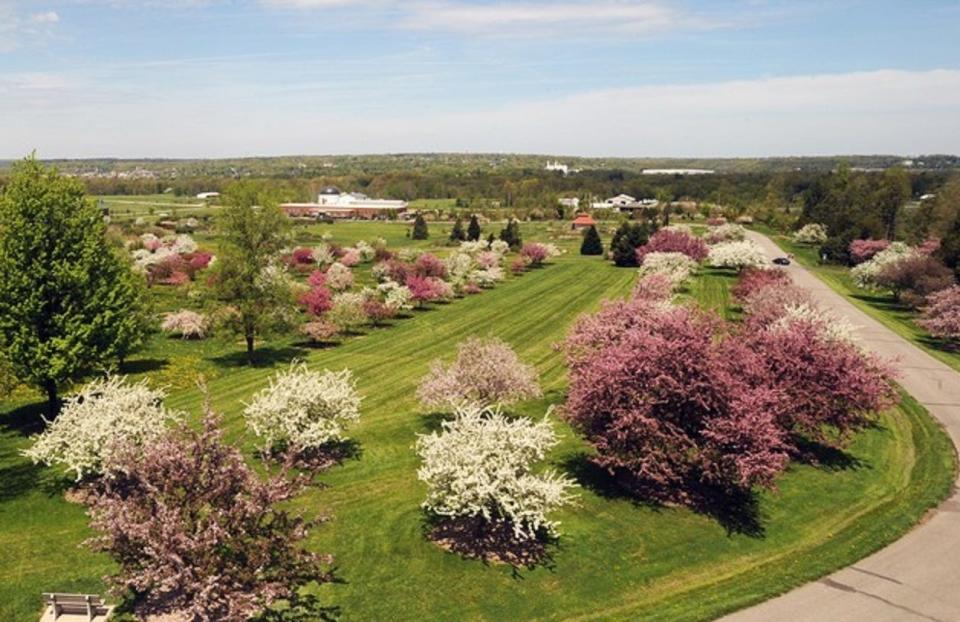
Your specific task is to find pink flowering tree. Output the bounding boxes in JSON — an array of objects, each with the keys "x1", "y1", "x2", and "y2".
[
  {"x1": 84, "y1": 406, "x2": 331, "y2": 622},
  {"x1": 740, "y1": 284, "x2": 814, "y2": 327},
  {"x1": 631, "y1": 273, "x2": 675, "y2": 302},
  {"x1": 563, "y1": 305, "x2": 788, "y2": 500},
  {"x1": 413, "y1": 253, "x2": 448, "y2": 279},
  {"x1": 919, "y1": 285, "x2": 960, "y2": 342},
  {"x1": 520, "y1": 243, "x2": 549, "y2": 267},
  {"x1": 406, "y1": 274, "x2": 451, "y2": 307},
  {"x1": 298, "y1": 285, "x2": 333, "y2": 317},
  {"x1": 635, "y1": 228, "x2": 709, "y2": 264},
  {"x1": 849, "y1": 239, "x2": 891, "y2": 264},
  {"x1": 417, "y1": 337, "x2": 542, "y2": 410},
  {"x1": 732, "y1": 267, "x2": 792, "y2": 302}
]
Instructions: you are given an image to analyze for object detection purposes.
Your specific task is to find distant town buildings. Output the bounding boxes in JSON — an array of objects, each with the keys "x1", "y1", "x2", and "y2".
[
  {"x1": 591, "y1": 194, "x2": 660, "y2": 212},
  {"x1": 558, "y1": 197, "x2": 580, "y2": 209},
  {"x1": 281, "y1": 186, "x2": 408, "y2": 220},
  {"x1": 545, "y1": 161, "x2": 581, "y2": 175},
  {"x1": 641, "y1": 168, "x2": 715, "y2": 175}
]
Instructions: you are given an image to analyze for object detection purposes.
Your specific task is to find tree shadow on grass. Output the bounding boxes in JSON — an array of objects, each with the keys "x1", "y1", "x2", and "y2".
[
  {"x1": 210, "y1": 346, "x2": 310, "y2": 369},
  {"x1": 259, "y1": 439, "x2": 363, "y2": 480},
  {"x1": 0, "y1": 460, "x2": 42, "y2": 502},
  {"x1": 255, "y1": 586, "x2": 345, "y2": 622},
  {"x1": 790, "y1": 436, "x2": 867, "y2": 472},
  {"x1": 561, "y1": 452, "x2": 765, "y2": 538},
  {"x1": 0, "y1": 400, "x2": 47, "y2": 436},
  {"x1": 418, "y1": 412, "x2": 451, "y2": 434},
  {"x1": 421, "y1": 514, "x2": 558, "y2": 575},
  {"x1": 117, "y1": 357, "x2": 169, "y2": 375}
]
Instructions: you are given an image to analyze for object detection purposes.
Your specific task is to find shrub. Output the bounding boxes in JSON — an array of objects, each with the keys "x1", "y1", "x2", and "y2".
[
  {"x1": 564, "y1": 305, "x2": 788, "y2": 498},
  {"x1": 291, "y1": 247, "x2": 315, "y2": 265},
  {"x1": 792, "y1": 223, "x2": 828, "y2": 245},
  {"x1": 919, "y1": 285, "x2": 960, "y2": 341},
  {"x1": 580, "y1": 225, "x2": 604, "y2": 256},
  {"x1": 85, "y1": 408, "x2": 330, "y2": 622},
  {"x1": 161, "y1": 310, "x2": 208, "y2": 339},
  {"x1": 849, "y1": 238, "x2": 890, "y2": 264},
  {"x1": 635, "y1": 228, "x2": 708, "y2": 263},
  {"x1": 23, "y1": 376, "x2": 180, "y2": 481},
  {"x1": 520, "y1": 243, "x2": 549, "y2": 266},
  {"x1": 414, "y1": 253, "x2": 448, "y2": 278},
  {"x1": 417, "y1": 337, "x2": 541, "y2": 410},
  {"x1": 732, "y1": 267, "x2": 791, "y2": 301},
  {"x1": 363, "y1": 297, "x2": 396, "y2": 325},
  {"x1": 339, "y1": 248, "x2": 361, "y2": 267},
  {"x1": 301, "y1": 320, "x2": 339, "y2": 343},
  {"x1": 510, "y1": 257, "x2": 529, "y2": 274},
  {"x1": 707, "y1": 240, "x2": 769, "y2": 270},
  {"x1": 406, "y1": 274, "x2": 451, "y2": 305},
  {"x1": 637, "y1": 252, "x2": 697, "y2": 287},
  {"x1": 244, "y1": 362, "x2": 361, "y2": 452},
  {"x1": 325, "y1": 262, "x2": 354, "y2": 291},
  {"x1": 298, "y1": 285, "x2": 333, "y2": 317},
  {"x1": 378, "y1": 280, "x2": 413, "y2": 311},
  {"x1": 416, "y1": 405, "x2": 577, "y2": 540},
  {"x1": 476, "y1": 250, "x2": 500, "y2": 269},
  {"x1": 307, "y1": 270, "x2": 327, "y2": 288}
]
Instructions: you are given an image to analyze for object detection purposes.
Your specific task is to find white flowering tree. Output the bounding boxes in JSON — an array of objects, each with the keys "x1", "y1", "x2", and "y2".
[
  {"x1": 705, "y1": 223, "x2": 747, "y2": 244},
  {"x1": 792, "y1": 223, "x2": 828, "y2": 245},
  {"x1": 325, "y1": 262, "x2": 354, "y2": 291},
  {"x1": 637, "y1": 252, "x2": 697, "y2": 287},
  {"x1": 243, "y1": 362, "x2": 361, "y2": 452},
  {"x1": 417, "y1": 337, "x2": 541, "y2": 410},
  {"x1": 708, "y1": 240, "x2": 769, "y2": 270},
  {"x1": 771, "y1": 303, "x2": 857, "y2": 344},
  {"x1": 327, "y1": 292, "x2": 367, "y2": 332},
  {"x1": 416, "y1": 405, "x2": 577, "y2": 540},
  {"x1": 161, "y1": 309, "x2": 208, "y2": 339},
  {"x1": 377, "y1": 280, "x2": 413, "y2": 311},
  {"x1": 850, "y1": 242, "x2": 914, "y2": 289},
  {"x1": 23, "y1": 376, "x2": 180, "y2": 481}
]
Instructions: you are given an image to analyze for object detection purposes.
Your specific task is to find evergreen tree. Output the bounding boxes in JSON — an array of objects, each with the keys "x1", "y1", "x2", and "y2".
[
  {"x1": 449, "y1": 217, "x2": 466, "y2": 242},
  {"x1": 412, "y1": 214, "x2": 429, "y2": 240},
  {"x1": 939, "y1": 216, "x2": 960, "y2": 278},
  {"x1": 467, "y1": 214, "x2": 482, "y2": 241},
  {"x1": 580, "y1": 225, "x2": 604, "y2": 256},
  {"x1": 487, "y1": 233, "x2": 496, "y2": 245},
  {"x1": 610, "y1": 222, "x2": 650, "y2": 267},
  {"x1": 499, "y1": 219, "x2": 523, "y2": 250},
  {"x1": 211, "y1": 181, "x2": 295, "y2": 364},
  {"x1": 0, "y1": 157, "x2": 147, "y2": 414}
]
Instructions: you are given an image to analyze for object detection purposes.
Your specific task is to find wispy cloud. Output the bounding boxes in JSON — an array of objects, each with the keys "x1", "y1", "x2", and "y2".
[{"x1": 0, "y1": 3, "x2": 60, "y2": 52}]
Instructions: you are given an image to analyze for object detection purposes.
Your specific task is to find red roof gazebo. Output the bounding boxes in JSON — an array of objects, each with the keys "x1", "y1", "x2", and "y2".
[{"x1": 571, "y1": 213, "x2": 596, "y2": 230}]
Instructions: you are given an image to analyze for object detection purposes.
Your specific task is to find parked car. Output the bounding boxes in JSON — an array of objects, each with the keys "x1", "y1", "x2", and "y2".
[{"x1": 773, "y1": 257, "x2": 791, "y2": 266}]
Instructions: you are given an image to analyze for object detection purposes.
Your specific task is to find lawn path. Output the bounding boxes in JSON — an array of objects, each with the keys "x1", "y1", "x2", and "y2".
[{"x1": 722, "y1": 232, "x2": 960, "y2": 622}]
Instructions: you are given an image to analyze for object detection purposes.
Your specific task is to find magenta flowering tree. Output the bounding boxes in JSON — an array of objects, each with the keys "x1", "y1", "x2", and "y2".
[
  {"x1": 848, "y1": 238, "x2": 891, "y2": 264},
  {"x1": 85, "y1": 406, "x2": 331, "y2": 622},
  {"x1": 298, "y1": 285, "x2": 332, "y2": 316},
  {"x1": 635, "y1": 229, "x2": 709, "y2": 264},
  {"x1": 307, "y1": 269, "x2": 327, "y2": 288},
  {"x1": 406, "y1": 274, "x2": 448, "y2": 306},
  {"x1": 563, "y1": 305, "x2": 789, "y2": 499},
  {"x1": 740, "y1": 284, "x2": 814, "y2": 327},
  {"x1": 631, "y1": 273, "x2": 675, "y2": 302},
  {"x1": 737, "y1": 319, "x2": 899, "y2": 449},
  {"x1": 413, "y1": 253, "x2": 448, "y2": 278},
  {"x1": 520, "y1": 243, "x2": 550, "y2": 267},
  {"x1": 732, "y1": 267, "x2": 792, "y2": 302},
  {"x1": 919, "y1": 285, "x2": 960, "y2": 342}
]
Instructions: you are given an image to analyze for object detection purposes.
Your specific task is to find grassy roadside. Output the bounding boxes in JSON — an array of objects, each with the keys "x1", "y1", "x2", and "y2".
[{"x1": 752, "y1": 224, "x2": 960, "y2": 374}]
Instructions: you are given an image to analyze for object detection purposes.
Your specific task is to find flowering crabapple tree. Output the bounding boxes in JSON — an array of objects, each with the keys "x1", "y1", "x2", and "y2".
[
  {"x1": 298, "y1": 285, "x2": 333, "y2": 317},
  {"x1": 417, "y1": 337, "x2": 541, "y2": 410},
  {"x1": 301, "y1": 320, "x2": 339, "y2": 344},
  {"x1": 848, "y1": 238, "x2": 891, "y2": 264},
  {"x1": 325, "y1": 262, "x2": 354, "y2": 291},
  {"x1": 161, "y1": 310, "x2": 208, "y2": 339},
  {"x1": 327, "y1": 292, "x2": 367, "y2": 333},
  {"x1": 635, "y1": 228, "x2": 709, "y2": 263},
  {"x1": 23, "y1": 376, "x2": 180, "y2": 481},
  {"x1": 631, "y1": 273, "x2": 675, "y2": 302},
  {"x1": 563, "y1": 304, "x2": 788, "y2": 499},
  {"x1": 874, "y1": 253, "x2": 954, "y2": 307},
  {"x1": 520, "y1": 243, "x2": 549, "y2": 266},
  {"x1": 740, "y1": 284, "x2": 814, "y2": 327},
  {"x1": 850, "y1": 242, "x2": 913, "y2": 289},
  {"x1": 416, "y1": 405, "x2": 577, "y2": 540},
  {"x1": 704, "y1": 223, "x2": 747, "y2": 245},
  {"x1": 707, "y1": 240, "x2": 769, "y2": 271},
  {"x1": 637, "y1": 252, "x2": 697, "y2": 287},
  {"x1": 919, "y1": 285, "x2": 960, "y2": 342},
  {"x1": 732, "y1": 267, "x2": 791, "y2": 301},
  {"x1": 243, "y1": 362, "x2": 361, "y2": 454},
  {"x1": 792, "y1": 223, "x2": 828, "y2": 245},
  {"x1": 413, "y1": 253, "x2": 448, "y2": 278},
  {"x1": 85, "y1": 406, "x2": 330, "y2": 622}
]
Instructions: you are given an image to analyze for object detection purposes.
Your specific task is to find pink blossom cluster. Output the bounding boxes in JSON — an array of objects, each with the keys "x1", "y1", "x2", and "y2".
[
  {"x1": 919, "y1": 285, "x2": 960, "y2": 342},
  {"x1": 848, "y1": 238, "x2": 890, "y2": 264},
  {"x1": 635, "y1": 229, "x2": 709, "y2": 264}
]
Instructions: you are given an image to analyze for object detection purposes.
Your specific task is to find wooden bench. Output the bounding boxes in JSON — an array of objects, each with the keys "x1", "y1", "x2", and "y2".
[{"x1": 41, "y1": 593, "x2": 113, "y2": 622}]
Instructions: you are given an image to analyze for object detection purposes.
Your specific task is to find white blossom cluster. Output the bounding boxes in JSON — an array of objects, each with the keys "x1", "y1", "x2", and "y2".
[
  {"x1": 416, "y1": 405, "x2": 578, "y2": 540},
  {"x1": 771, "y1": 303, "x2": 858, "y2": 344},
  {"x1": 161, "y1": 309, "x2": 208, "y2": 339},
  {"x1": 243, "y1": 363, "x2": 361, "y2": 452},
  {"x1": 792, "y1": 223, "x2": 828, "y2": 245},
  {"x1": 637, "y1": 252, "x2": 698, "y2": 287},
  {"x1": 850, "y1": 242, "x2": 914, "y2": 290},
  {"x1": 312, "y1": 244, "x2": 336, "y2": 268},
  {"x1": 354, "y1": 240, "x2": 376, "y2": 262},
  {"x1": 707, "y1": 240, "x2": 770, "y2": 270},
  {"x1": 328, "y1": 292, "x2": 367, "y2": 331},
  {"x1": 706, "y1": 223, "x2": 747, "y2": 244},
  {"x1": 325, "y1": 262, "x2": 355, "y2": 291},
  {"x1": 377, "y1": 280, "x2": 414, "y2": 310},
  {"x1": 23, "y1": 376, "x2": 181, "y2": 481}
]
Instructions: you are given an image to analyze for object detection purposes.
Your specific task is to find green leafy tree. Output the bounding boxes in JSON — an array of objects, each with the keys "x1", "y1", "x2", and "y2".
[
  {"x1": 610, "y1": 221, "x2": 650, "y2": 267},
  {"x1": 449, "y1": 217, "x2": 466, "y2": 242},
  {"x1": 467, "y1": 214, "x2": 482, "y2": 241},
  {"x1": 499, "y1": 219, "x2": 523, "y2": 250},
  {"x1": 580, "y1": 225, "x2": 604, "y2": 256},
  {"x1": 0, "y1": 157, "x2": 147, "y2": 414},
  {"x1": 210, "y1": 182, "x2": 295, "y2": 364},
  {"x1": 874, "y1": 167, "x2": 911, "y2": 240},
  {"x1": 412, "y1": 214, "x2": 429, "y2": 240}
]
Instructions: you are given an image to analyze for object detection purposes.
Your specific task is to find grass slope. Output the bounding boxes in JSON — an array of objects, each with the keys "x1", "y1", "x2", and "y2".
[
  {"x1": 0, "y1": 231, "x2": 955, "y2": 621},
  {"x1": 755, "y1": 226, "x2": 960, "y2": 373}
]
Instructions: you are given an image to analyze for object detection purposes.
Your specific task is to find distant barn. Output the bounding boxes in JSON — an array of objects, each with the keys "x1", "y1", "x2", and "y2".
[{"x1": 281, "y1": 187, "x2": 408, "y2": 220}]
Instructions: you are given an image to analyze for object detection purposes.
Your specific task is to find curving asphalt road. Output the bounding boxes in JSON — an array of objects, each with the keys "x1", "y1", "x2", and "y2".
[{"x1": 718, "y1": 232, "x2": 960, "y2": 622}]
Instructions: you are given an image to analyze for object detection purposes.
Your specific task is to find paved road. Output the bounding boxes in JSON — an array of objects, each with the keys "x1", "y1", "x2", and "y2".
[{"x1": 720, "y1": 232, "x2": 960, "y2": 622}]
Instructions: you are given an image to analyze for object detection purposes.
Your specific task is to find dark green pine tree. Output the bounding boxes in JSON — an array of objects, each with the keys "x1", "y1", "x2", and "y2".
[
  {"x1": 499, "y1": 219, "x2": 523, "y2": 250},
  {"x1": 467, "y1": 214, "x2": 482, "y2": 241},
  {"x1": 487, "y1": 232, "x2": 496, "y2": 245},
  {"x1": 610, "y1": 221, "x2": 651, "y2": 267},
  {"x1": 412, "y1": 214, "x2": 429, "y2": 240},
  {"x1": 449, "y1": 217, "x2": 466, "y2": 242},
  {"x1": 0, "y1": 157, "x2": 148, "y2": 415},
  {"x1": 580, "y1": 225, "x2": 604, "y2": 256}
]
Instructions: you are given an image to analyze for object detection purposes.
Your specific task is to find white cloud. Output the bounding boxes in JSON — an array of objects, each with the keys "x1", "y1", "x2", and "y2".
[
  {"x1": 3, "y1": 69, "x2": 958, "y2": 158},
  {"x1": 30, "y1": 10, "x2": 60, "y2": 23},
  {"x1": 0, "y1": 3, "x2": 61, "y2": 52}
]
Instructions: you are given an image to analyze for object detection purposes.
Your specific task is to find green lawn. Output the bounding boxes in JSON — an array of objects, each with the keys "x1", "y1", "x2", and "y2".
[
  {"x1": 0, "y1": 223, "x2": 955, "y2": 621},
  {"x1": 755, "y1": 225, "x2": 960, "y2": 373}
]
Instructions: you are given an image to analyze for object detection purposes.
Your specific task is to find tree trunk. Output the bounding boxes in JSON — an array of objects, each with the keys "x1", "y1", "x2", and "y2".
[
  {"x1": 44, "y1": 380, "x2": 59, "y2": 418},
  {"x1": 245, "y1": 331, "x2": 255, "y2": 365}
]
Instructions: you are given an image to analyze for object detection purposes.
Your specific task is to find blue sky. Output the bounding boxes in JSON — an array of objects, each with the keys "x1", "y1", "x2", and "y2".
[{"x1": 1, "y1": 0, "x2": 959, "y2": 158}]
